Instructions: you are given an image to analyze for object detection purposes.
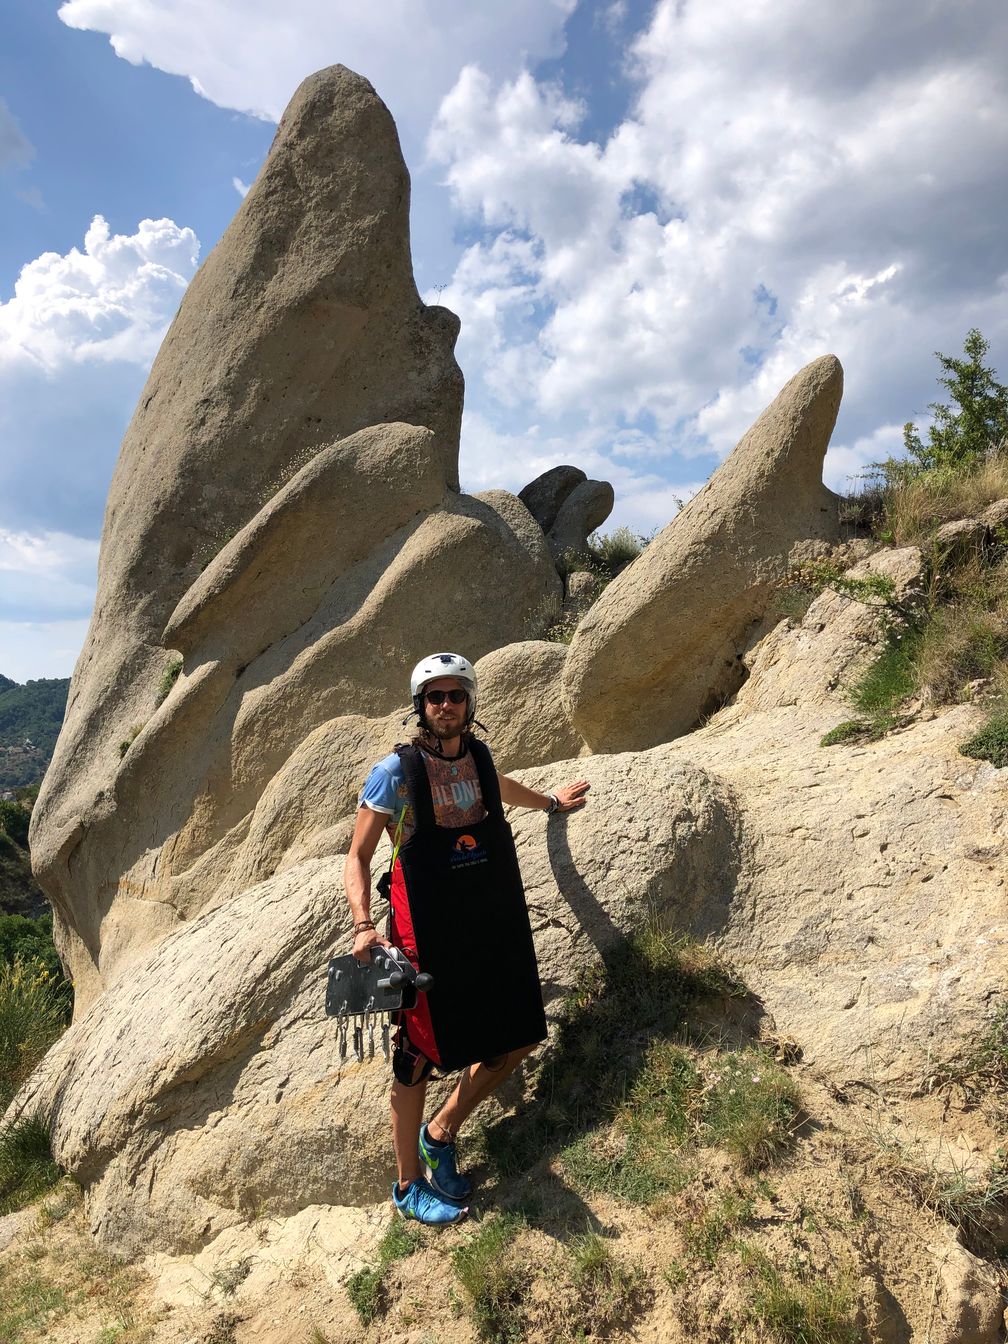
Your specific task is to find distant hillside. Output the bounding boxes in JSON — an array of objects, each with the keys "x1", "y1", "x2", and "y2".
[{"x1": 0, "y1": 675, "x2": 70, "y2": 792}]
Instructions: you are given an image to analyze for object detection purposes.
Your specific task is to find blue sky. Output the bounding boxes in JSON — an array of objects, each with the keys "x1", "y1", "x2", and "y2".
[{"x1": 2, "y1": 0, "x2": 1007, "y2": 680}]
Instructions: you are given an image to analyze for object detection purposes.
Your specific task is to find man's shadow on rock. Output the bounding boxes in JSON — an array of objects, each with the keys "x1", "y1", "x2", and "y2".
[{"x1": 471, "y1": 810, "x2": 773, "y2": 1241}]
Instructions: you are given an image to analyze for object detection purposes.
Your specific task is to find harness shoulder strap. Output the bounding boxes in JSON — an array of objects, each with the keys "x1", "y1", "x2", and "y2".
[
  {"x1": 395, "y1": 744, "x2": 436, "y2": 832},
  {"x1": 469, "y1": 737, "x2": 505, "y2": 822}
]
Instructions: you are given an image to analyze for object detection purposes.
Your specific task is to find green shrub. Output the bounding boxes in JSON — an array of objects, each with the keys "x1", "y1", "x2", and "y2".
[
  {"x1": 902, "y1": 329, "x2": 1008, "y2": 475},
  {"x1": 701, "y1": 1048, "x2": 802, "y2": 1172},
  {"x1": 585, "y1": 526, "x2": 650, "y2": 576},
  {"x1": 452, "y1": 1214, "x2": 527, "y2": 1343},
  {"x1": 0, "y1": 800, "x2": 29, "y2": 848},
  {"x1": 0, "y1": 956, "x2": 68, "y2": 1108},
  {"x1": 0, "y1": 1114, "x2": 62, "y2": 1215},
  {"x1": 155, "y1": 658, "x2": 183, "y2": 707},
  {"x1": 0, "y1": 914, "x2": 66, "y2": 990},
  {"x1": 850, "y1": 626, "x2": 921, "y2": 717},
  {"x1": 960, "y1": 711, "x2": 1008, "y2": 768}
]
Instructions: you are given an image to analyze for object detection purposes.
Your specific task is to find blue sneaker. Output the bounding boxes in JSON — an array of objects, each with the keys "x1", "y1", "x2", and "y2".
[
  {"x1": 419, "y1": 1122, "x2": 472, "y2": 1202},
  {"x1": 392, "y1": 1176, "x2": 467, "y2": 1225}
]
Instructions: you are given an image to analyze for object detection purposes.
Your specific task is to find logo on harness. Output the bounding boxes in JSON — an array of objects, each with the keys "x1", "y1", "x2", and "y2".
[{"x1": 451, "y1": 833, "x2": 488, "y2": 868}]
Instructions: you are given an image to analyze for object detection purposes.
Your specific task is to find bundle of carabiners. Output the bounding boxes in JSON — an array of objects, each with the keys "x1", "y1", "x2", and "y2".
[{"x1": 325, "y1": 945, "x2": 433, "y2": 1064}]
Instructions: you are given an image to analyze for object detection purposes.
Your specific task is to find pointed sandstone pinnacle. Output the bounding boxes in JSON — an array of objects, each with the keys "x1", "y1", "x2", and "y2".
[
  {"x1": 29, "y1": 66, "x2": 468, "y2": 990},
  {"x1": 562, "y1": 355, "x2": 844, "y2": 752}
]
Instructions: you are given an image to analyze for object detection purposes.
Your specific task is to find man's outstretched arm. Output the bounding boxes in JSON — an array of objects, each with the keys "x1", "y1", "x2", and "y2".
[{"x1": 497, "y1": 773, "x2": 590, "y2": 813}]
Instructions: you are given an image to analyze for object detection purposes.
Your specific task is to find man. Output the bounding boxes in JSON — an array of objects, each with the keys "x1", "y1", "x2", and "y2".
[{"x1": 344, "y1": 652, "x2": 589, "y2": 1225}]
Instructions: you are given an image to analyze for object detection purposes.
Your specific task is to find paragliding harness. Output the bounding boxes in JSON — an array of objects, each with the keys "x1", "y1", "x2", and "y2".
[{"x1": 386, "y1": 737, "x2": 547, "y2": 1082}]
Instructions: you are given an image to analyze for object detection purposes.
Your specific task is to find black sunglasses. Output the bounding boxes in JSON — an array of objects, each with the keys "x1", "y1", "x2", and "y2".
[{"x1": 425, "y1": 689, "x2": 468, "y2": 705}]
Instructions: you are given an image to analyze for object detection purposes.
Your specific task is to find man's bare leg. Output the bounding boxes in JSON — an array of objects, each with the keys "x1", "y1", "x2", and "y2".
[
  {"x1": 428, "y1": 1044, "x2": 536, "y2": 1141},
  {"x1": 390, "y1": 1067, "x2": 428, "y2": 1188}
]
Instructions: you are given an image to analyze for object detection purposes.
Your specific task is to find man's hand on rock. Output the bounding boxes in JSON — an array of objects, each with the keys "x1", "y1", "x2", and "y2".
[{"x1": 553, "y1": 781, "x2": 590, "y2": 812}]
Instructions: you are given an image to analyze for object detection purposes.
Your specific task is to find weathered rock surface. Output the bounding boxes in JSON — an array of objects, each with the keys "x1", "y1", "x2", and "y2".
[
  {"x1": 15, "y1": 64, "x2": 1008, "y2": 1300},
  {"x1": 518, "y1": 465, "x2": 587, "y2": 533},
  {"x1": 735, "y1": 546, "x2": 924, "y2": 714},
  {"x1": 979, "y1": 497, "x2": 1008, "y2": 531},
  {"x1": 547, "y1": 478, "x2": 615, "y2": 573},
  {"x1": 474, "y1": 641, "x2": 583, "y2": 773},
  {"x1": 929, "y1": 1229, "x2": 1005, "y2": 1344},
  {"x1": 563, "y1": 355, "x2": 844, "y2": 751},
  {"x1": 29, "y1": 68, "x2": 559, "y2": 1010}
]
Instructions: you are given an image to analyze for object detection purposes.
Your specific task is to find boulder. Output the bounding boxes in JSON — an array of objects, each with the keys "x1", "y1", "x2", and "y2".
[
  {"x1": 547, "y1": 479, "x2": 616, "y2": 573},
  {"x1": 50, "y1": 486, "x2": 559, "y2": 1004},
  {"x1": 563, "y1": 355, "x2": 844, "y2": 751},
  {"x1": 518, "y1": 465, "x2": 587, "y2": 534},
  {"x1": 931, "y1": 517, "x2": 991, "y2": 567},
  {"x1": 979, "y1": 497, "x2": 1008, "y2": 532},
  {"x1": 474, "y1": 641, "x2": 583, "y2": 773}
]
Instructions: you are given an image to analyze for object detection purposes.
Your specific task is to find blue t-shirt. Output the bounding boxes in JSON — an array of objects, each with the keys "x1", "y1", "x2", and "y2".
[{"x1": 359, "y1": 748, "x2": 485, "y2": 843}]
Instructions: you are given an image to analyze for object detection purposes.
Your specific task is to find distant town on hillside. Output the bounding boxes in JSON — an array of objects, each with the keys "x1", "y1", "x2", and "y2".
[{"x1": 0, "y1": 674, "x2": 70, "y2": 794}]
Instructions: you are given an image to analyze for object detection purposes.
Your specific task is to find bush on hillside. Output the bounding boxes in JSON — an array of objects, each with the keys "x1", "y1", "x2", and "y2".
[
  {"x1": 0, "y1": 801, "x2": 30, "y2": 849},
  {"x1": 0, "y1": 957, "x2": 68, "y2": 1109},
  {"x1": 902, "y1": 329, "x2": 1008, "y2": 474},
  {"x1": 0, "y1": 915, "x2": 66, "y2": 993}
]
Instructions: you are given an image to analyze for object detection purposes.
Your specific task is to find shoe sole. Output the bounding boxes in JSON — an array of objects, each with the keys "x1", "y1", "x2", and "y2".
[{"x1": 395, "y1": 1200, "x2": 468, "y2": 1225}]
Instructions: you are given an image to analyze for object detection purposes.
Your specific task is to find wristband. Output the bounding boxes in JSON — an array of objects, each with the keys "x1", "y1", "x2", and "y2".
[
  {"x1": 546, "y1": 794, "x2": 560, "y2": 815},
  {"x1": 353, "y1": 920, "x2": 376, "y2": 933}
]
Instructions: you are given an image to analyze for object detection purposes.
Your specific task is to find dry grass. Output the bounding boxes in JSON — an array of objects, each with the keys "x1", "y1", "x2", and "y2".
[
  {"x1": 0, "y1": 1184, "x2": 157, "y2": 1344},
  {"x1": 869, "y1": 453, "x2": 1008, "y2": 546}
]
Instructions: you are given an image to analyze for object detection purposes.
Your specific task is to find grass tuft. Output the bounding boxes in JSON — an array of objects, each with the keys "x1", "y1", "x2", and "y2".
[
  {"x1": 344, "y1": 1213, "x2": 424, "y2": 1325},
  {"x1": 960, "y1": 710, "x2": 1008, "y2": 767},
  {"x1": 451, "y1": 1213, "x2": 527, "y2": 1343},
  {"x1": 682, "y1": 1188, "x2": 755, "y2": 1266},
  {"x1": 155, "y1": 658, "x2": 183, "y2": 707},
  {"x1": 701, "y1": 1048, "x2": 803, "y2": 1172},
  {"x1": 0, "y1": 1115, "x2": 62, "y2": 1215},
  {"x1": 743, "y1": 1247, "x2": 862, "y2": 1344},
  {"x1": 565, "y1": 1231, "x2": 647, "y2": 1335},
  {"x1": 476, "y1": 919, "x2": 746, "y2": 1190}
]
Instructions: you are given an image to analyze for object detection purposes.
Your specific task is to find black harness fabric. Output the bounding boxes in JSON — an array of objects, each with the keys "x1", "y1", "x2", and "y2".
[{"x1": 395, "y1": 739, "x2": 547, "y2": 1070}]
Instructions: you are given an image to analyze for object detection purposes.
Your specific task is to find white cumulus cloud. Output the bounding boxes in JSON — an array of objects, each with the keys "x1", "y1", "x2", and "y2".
[
  {"x1": 0, "y1": 529, "x2": 100, "y2": 622},
  {"x1": 57, "y1": 0, "x2": 575, "y2": 135},
  {"x1": 431, "y1": 0, "x2": 1008, "y2": 479},
  {"x1": 0, "y1": 215, "x2": 200, "y2": 539},
  {"x1": 0, "y1": 214, "x2": 199, "y2": 372}
]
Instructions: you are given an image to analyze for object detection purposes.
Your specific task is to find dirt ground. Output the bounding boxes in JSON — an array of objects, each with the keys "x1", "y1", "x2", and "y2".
[{"x1": 2, "y1": 1068, "x2": 1006, "y2": 1344}]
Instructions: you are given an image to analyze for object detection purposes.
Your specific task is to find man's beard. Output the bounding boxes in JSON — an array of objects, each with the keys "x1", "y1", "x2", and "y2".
[{"x1": 421, "y1": 707, "x2": 465, "y2": 740}]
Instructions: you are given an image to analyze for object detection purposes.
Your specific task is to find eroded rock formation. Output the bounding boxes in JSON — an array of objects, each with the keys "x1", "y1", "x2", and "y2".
[
  {"x1": 29, "y1": 67, "x2": 558, "y2": 1008},
  {"x1": 563, "y1": 355, "x2": 844, "y2": 751}
]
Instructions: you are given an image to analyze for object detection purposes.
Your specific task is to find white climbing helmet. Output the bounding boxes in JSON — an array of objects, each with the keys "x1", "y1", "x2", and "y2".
[{"x1": 410, "y1": 652, "x2": 477, "y2": 722}]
